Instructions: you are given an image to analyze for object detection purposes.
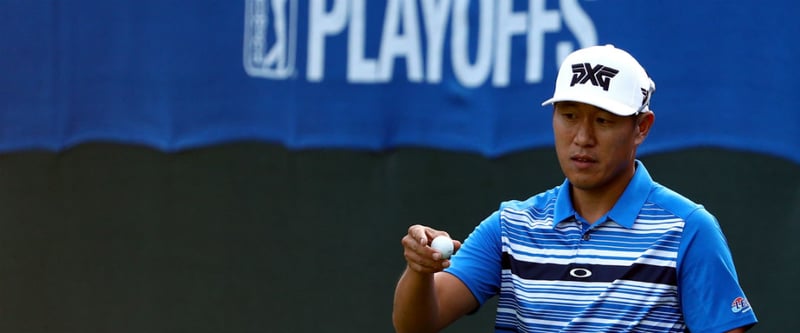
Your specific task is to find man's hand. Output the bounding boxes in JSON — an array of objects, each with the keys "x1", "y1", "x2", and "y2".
[
  {"x1": 401, "y1": 225, "x2": 462, "y2": 274},
  {"x1": 394, "y1": 225, "x2": 473, "y2": 333}
]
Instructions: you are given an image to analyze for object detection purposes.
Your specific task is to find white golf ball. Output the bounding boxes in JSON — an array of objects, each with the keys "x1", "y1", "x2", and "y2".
[{"x1": 431, "y1": 236, "x2": 454, "y2": 259}]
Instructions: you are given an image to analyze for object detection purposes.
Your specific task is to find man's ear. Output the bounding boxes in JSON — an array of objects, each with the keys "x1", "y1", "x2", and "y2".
[{"x1": 634, "y1": 111, "x2": 655, "y2": 145}]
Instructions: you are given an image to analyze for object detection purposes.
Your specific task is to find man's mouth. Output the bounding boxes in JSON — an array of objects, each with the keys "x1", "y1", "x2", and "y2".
[{"x1": 571, "y1": 154, "x2": 596, "y2": 163}]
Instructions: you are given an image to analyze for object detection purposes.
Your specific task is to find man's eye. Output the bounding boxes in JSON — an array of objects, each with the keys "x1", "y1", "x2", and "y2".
[
  {"x1": 596, "y1": 117, "x2": 611, "y2": 124},
  {"x1": 562, "y1": 113, "x2": 575, "y2": 119}
]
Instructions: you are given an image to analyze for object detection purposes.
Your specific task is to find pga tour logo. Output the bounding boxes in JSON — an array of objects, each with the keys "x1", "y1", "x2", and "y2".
[{"x1": 243, "y1": 0, "x2": 298, "y2": 79}]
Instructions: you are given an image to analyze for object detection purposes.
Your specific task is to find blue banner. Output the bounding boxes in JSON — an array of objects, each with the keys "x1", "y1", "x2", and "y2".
[{"x1": 1, "y1": 1, "x2": 798, "y2": 163}]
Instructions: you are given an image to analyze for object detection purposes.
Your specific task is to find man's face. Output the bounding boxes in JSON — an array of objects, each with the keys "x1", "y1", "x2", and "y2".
[{"x1": 552, "y1": 101, "x2": 651, "y2": 192}]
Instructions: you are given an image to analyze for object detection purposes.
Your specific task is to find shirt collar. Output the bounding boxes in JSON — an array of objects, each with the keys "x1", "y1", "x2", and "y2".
[{"x1": 553, "y1": 160, "x2": 654, "y2": 229}]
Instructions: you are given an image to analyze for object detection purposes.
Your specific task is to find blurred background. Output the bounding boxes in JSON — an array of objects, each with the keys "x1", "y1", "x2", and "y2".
[{"x1": 1, "y1": 1, "x2": 798, "y2": 332}]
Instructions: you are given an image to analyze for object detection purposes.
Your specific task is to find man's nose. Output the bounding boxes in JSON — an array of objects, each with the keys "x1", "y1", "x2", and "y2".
[{"x1": 573, "y1": 121, "x2": 596, "y2": 147}]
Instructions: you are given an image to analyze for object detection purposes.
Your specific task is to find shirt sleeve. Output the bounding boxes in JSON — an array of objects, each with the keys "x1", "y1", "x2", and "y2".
[
  {"x1": 444, "y1": 208, "x2": 503, "y2": 307},
  {"x1": 677, "y1": 207, "x2": 758, "y2": 333}
]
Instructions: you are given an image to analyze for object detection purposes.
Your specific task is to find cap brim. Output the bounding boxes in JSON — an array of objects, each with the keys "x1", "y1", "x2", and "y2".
[{"x1": 541, "y1": 93, "x2": 638, "y2": 116}]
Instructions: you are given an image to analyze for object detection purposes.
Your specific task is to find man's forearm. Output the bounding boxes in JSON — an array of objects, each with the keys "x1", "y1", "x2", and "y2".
[{"x1": 392, "y1": 267, "x2": 440, "y2": 333}]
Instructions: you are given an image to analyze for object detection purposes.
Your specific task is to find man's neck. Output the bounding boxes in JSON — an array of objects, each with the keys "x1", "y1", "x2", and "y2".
[{"x1": 571, "y1": 168, "x2": 635, "y2": 224}]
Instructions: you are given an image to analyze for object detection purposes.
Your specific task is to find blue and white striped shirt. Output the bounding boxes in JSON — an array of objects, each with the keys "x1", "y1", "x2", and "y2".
[{"x1": 446, "y1": 161, "x2": 757, "y2": 332}]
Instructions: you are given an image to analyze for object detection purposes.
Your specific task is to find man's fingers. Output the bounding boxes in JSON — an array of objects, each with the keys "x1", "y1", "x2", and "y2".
[
  {"x1": 453, "y1": 240, "x2": 463, "y2": 253},
  {"x1": 407, "y1": 224, "x2": 455, "y2": 247},
  {"x1": 423, "y1": 229, "x2": 451, "y2": 245},
  {"x1": 404, "y1": 244, "x2": 437, "y2": 265},
  {"x1": 402, "y1": 224, "x2": 458, "y2": 273},
  {"x1": 404, "y1": 240, "x2": 451, "y2": 268},
  {"x1": 404, "y1": 250, "x2": 445, "y2": 273},
  {"x1": 408, "y1": 225, "x2": 429, "y2": 246},
  {"x1": 401, "y1": 234, "x2": 426, "y2": 253}
]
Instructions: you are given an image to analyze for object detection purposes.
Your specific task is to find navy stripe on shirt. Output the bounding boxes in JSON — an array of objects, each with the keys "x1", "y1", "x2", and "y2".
[{"x1": 502, "y1": 252, "x2": 677, "y2": 285}]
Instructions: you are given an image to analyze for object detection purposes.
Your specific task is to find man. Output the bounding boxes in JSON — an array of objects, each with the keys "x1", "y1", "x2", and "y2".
[{"x1": 392, "y1": 45, "x2": 757, "y2": 333}]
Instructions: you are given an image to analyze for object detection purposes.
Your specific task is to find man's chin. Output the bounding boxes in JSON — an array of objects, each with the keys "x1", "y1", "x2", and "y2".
[{"x1": 566, "y1": 176, "x2": 600, "y2": 191}]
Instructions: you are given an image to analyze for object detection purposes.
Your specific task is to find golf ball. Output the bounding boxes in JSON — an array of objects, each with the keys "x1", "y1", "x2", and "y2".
[{"x1": 431, "y1": 236, "x2": 454, "y2": 259}]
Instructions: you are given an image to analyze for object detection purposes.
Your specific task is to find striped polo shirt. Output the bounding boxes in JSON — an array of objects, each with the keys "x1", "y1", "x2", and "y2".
[{"x1": 446, "y1": 161, "x2": 757, "y2": 332}]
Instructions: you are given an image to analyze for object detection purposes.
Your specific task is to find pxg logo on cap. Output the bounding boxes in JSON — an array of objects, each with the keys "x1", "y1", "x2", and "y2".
[
  {"x1": 244, "y1": 0, "x2": 298, "y2": 79},
  {"x1": 570, "y1": 63, "x2": 619, "y2": 91}
]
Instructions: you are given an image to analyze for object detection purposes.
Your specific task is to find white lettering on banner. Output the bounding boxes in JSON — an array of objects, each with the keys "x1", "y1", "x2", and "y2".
[
  {"x1": 307, "y1": 0, "x2": 347, "y2": 81},
  {"x1": 347, "y1": 0, "x2": 379, "y2": 82},
  {"x1": 527, "y1": 0, "x2": 562, "y2": 83},
  {"x1": 245, "y1": 0, "x2": 598, "y2": 87},
  {"x1": 420, "y1": 0, "x2": 452, "y2": 83},
  {"x1": 558, "y1": 0, "x2": 596, "y2": 64},
  {"x1": 378, "y1": 0, "x2": 424, "y2": 83},
  {"x1": 494, "y1": 0, "x2": 527, "y2": 87},
  {"x1": 451, "y1": 0, "x2": 493, "y2": 88}
]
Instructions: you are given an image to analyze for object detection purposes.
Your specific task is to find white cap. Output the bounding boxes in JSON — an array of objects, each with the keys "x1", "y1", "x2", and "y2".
[{"x1": 541, "y1": 44, "x2": 655, "y2": 116}]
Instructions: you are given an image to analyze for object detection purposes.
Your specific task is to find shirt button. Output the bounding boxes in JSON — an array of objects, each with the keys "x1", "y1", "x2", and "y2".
[{"x1": 582, "y1": 233, "x2": 591, "y2": 241}]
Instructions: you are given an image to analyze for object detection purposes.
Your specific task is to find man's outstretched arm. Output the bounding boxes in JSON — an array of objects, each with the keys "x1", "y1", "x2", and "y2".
[{"x1": 392, "y1": 225, "x2": 478, "y2": 333}]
